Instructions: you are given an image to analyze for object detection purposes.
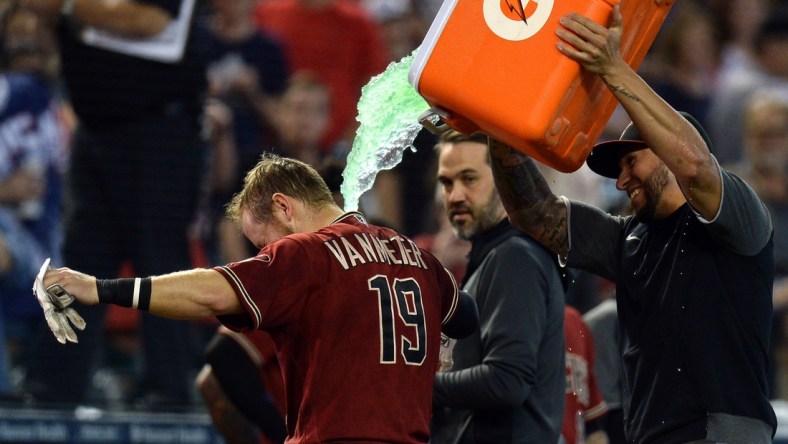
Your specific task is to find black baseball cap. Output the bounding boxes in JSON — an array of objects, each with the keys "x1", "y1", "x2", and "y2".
[{"x1": 586, "y1": 111, "x2": 712, "y2": 179}]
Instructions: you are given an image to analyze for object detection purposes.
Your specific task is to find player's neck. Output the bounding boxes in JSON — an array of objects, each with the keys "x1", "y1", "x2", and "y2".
[{"x1": 306, "y1": 204, "x2": 345, "y2": 231}]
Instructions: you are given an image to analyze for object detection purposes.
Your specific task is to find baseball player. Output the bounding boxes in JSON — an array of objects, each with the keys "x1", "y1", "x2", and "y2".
[
  {"x1": 487, "y1": 5, "x2": 776, "y2": 443},
  {"x1": 33, "y1": 153, "x2": 479, "y2": 443}
]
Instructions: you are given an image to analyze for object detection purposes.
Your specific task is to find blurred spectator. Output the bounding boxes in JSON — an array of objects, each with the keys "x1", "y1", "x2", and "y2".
[
  {"x1": 254, "y1": 0, "x2": 389, "y2": 155},
  {"x1": 708, "y1": 2, "x2": 788, "y2": 166},
  {"x1": 709, "y1": 0, "x2": 769, "y2": 83},
  {"x1": 362, "y1": 0, "x2": 424, "y2": 62},
  {"x1": 200, "y1": 98, "x2": 244, "y2": 263},
  {"x1": 199, "y1": 0, "x2": 290, "y2": 264},
  {"x1": 20, "y1": 0, "x2": 209, "y2": 409},
  {"x1": 0, "y1": 3, "x2": 68, "y2": 391},
  {"x1": 730, "y1": 89, "x2": 788, "y2": 399},
  {"x1": 562, "y1": 306, "x2": 609, "y2": 444},
  {"x1": 271, "y1": 71, "x2": 331, "y2": 165},
  {"x1": 644, "y1": 0, "x2": 721, "y2": 131},
  {"x1": 204, "y1": 0, "x2": 289, "y2": 157}
]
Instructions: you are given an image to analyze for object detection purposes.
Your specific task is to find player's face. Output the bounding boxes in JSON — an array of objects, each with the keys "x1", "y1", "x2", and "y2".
[
  {"x1": 437, "y1": 141, "x2": 506, "y2": 240},
  {"x1": 276, "y1": 86, "x2": 330, "y2": 149},
  {"x1": 616, "y1": 149, "x2": 671, "y2": 222},
  {"x1": 241, "y1": 208, "x2": 294, "y2": 250}
]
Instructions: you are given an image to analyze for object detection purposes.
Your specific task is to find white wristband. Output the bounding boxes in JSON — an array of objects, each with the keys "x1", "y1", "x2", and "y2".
[{"x1": 60, "y1": 0, "x2": 76, "y2": 16}]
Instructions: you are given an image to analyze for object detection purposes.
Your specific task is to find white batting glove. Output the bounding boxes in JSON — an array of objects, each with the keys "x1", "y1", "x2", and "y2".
[{"x1": 32, "y1": 258, "x2": 86, "y2": 344}]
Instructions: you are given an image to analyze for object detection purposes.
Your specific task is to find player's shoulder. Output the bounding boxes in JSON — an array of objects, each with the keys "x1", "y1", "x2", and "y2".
[{"x1": 498, "y1": 233, "x2": 553, "y2": 262}]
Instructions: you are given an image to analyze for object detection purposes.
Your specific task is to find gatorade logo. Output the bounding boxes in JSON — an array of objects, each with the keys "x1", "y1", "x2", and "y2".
[{"x1": 483, "y1": 0, "x2": 554, "y2": 41}]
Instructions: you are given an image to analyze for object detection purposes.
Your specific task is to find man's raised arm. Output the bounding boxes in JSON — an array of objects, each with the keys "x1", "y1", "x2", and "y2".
[{"x1": 488, "y1": 138, "x2": 569, "y2": 257}]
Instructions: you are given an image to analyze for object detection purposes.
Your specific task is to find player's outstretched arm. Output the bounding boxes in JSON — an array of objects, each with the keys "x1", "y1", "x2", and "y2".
[
  {"x1": 488, "y1": 138, "x2": 569, "y2": 257},
  {"x1": 42, "y1": 266, "x2": 242, "y2": 319}
]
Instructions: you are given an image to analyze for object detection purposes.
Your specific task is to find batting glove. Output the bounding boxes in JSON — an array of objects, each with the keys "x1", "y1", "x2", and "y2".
[{"x1": 32, "y1": 258, "x2": 86, "y2": 344}]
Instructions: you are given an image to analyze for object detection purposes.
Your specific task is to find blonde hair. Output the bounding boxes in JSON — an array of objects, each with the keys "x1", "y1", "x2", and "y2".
[{"x1": 226, "y1": 153, "x2": 336, "y2": 223}]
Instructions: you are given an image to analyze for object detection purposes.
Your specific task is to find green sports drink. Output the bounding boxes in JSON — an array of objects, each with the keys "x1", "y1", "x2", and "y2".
[{"x1": 341, "y1": 50, "x2": 429, "y2": 212}]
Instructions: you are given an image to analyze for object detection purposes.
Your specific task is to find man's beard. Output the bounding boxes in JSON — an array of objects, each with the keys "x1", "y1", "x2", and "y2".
[
  {"x1": 635, "y1": 162, "x2": 670, "y2": 223},
  {"x1": 448, "y1": 189, "x2": 505, "y2": 241}
]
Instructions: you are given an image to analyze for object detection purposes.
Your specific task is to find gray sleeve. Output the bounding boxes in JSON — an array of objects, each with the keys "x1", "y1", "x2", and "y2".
[
  {"x1": 582, "y1": 300, "x2": 622, "y2": 407},
  {"x1": 698, "y1": 169, "x2": 772, "y2": 256},
  {"x1": 564, "y1": 199, "x2": 628, "y2": 283},
  {"x1": 433, "y1": 240, "x2": 558, "y2": 409}
]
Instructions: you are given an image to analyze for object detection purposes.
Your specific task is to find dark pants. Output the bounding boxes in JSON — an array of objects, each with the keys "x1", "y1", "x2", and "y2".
[{"x1": 25, "y1": 111, "x2": 207, "y2": 406}]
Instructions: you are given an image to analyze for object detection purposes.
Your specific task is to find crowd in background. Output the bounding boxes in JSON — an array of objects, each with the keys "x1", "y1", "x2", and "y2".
[{"x1": 0, "y1": 0, "x2": 785, "y2": 427}]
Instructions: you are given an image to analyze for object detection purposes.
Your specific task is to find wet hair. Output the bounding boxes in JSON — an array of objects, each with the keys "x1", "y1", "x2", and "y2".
[{"x1": 226, "y1": 152, "x2": 336, "y2": 223}]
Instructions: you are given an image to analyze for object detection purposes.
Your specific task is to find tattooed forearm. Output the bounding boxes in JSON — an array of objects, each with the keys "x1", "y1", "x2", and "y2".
[
  {"x1": 601, "y1": 75, "x2": 640, "y2": 102},
  {"x1": 488, "y1": 140, "x2": 550, "y2": 210},
  {"x1": 539, "y1": 205, "x2": 569, "y2": 254},
  {"x1": 488, "y1": 139, "x2": 569, "y2": 255}
]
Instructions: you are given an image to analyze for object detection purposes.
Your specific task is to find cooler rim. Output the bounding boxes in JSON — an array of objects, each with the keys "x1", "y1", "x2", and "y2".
[{"x1": 408, "y1": 0, "x2": 460, "y2": 92}]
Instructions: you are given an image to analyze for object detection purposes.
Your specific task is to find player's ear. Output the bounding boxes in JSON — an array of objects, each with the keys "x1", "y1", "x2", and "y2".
[{"x1": 271, "y1": 193, "x2": 293, "y2": 219}]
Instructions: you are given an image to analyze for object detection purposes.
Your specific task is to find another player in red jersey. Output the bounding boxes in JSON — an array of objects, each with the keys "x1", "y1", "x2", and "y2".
[
  {"x1": 562, "y1": 306, "x2": 609, "y2": 444},
  {"x1": 35, "y1": 153, "x2": 479, "y2": 443},
  {"x1": 196, "y1": 326, "x2": 287, "y2": 444}
]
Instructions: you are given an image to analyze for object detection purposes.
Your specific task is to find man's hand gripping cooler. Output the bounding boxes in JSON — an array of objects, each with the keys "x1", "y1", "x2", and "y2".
[{"x1": 32, "y1": 258, "x2": 86, "y2": 344}]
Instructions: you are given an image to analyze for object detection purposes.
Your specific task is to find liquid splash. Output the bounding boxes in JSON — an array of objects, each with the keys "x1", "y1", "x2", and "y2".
[{"x1": 341, "y1": 50, "x2": 429, "y2": 211}]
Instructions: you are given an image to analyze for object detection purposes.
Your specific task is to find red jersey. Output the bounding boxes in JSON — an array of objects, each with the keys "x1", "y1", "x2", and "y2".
[
  {"x1": 214, "y1": 212, "x2": 460, "y2": 443},
  {"x1": 562, "y1": 306, "x2": 608, "y2": 444},
  {"x1": 254, "y1": 0, "x2": 389, "y2": 150}
]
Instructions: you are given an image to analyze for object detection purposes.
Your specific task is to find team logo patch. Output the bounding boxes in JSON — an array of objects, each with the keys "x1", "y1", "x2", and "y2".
[{"x1": 483, "y1": 0, "x2": 554, "y2": 41}]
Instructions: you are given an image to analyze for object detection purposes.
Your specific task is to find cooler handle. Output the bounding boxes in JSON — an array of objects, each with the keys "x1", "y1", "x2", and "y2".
[{"x1": 418, "y1": 107, "x2": 451, "y2": 136}]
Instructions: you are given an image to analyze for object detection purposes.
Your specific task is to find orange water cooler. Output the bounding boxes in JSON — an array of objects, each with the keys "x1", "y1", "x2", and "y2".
[{"x1": 409, "y1": 0, "x2": 675, "y2": 172}]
